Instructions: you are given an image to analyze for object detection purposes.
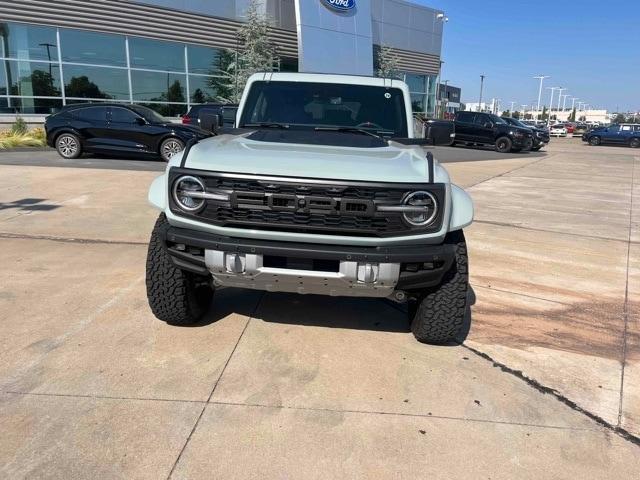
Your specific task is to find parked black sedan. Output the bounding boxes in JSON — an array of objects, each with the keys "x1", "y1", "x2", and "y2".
[{"x1": 45, "y1": 103, "x2": 212, "y2": 161}]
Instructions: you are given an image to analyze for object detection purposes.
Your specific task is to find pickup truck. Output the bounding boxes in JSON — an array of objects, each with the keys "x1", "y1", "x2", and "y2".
[
  {"x1": 582, "y1": 123, "x2": 640, "y2": 148},
  {"x1": 501, "y1": 116, "x2": 550, "y2": 151},
  {"x1": 428, "y1": 111, "x2": 534, "y2": 153},
  {"x1": 145, "y1": 72, "x2": 474, "y2": 344}
]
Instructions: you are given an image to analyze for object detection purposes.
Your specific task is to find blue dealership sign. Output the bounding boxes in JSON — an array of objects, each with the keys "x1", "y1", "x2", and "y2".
[{"x1": 320, "y1": 0, "x2": 356, "y2": 12}]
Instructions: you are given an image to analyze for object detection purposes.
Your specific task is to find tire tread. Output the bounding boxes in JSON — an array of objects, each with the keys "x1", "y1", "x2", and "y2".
[
  {"x1": 410, "y1": 230, "x2": 469, "y2": 344},
  {"x1": 145, "y1": 213, "x2": 212, "y2": 325}
]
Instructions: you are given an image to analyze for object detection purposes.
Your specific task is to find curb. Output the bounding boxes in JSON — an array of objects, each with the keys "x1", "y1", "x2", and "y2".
[{"x1": 0, "y1": 147, "x2": 53, "y2": 153}]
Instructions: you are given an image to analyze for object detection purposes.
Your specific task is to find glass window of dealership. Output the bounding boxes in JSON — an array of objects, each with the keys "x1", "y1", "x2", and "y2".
[{"x1": 0, "y1": 21, "x2": 438, "y2": 116}]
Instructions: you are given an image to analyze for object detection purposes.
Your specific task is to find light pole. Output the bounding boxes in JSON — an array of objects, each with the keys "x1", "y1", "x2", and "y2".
[
  {"x1": 556, "y1": 87, "x2": 566, "y2": 117},
  {"x1": 510, "y1": 101, "x2": 516, "y2": 116},
  {"x1": 521, "y1": 105, "x2": 528, "y2": 120},
  {"x1": 440, "y1": 78, "x2": 449, "y2": 118},
  {"x1": 533, "y1": 75, "x2": 549, "y2": 113},
  {"x1": 435, "y1": 60, "x2": 444, "y2": 118},
  {"x1": 478, "y1": 74, "x2": 485, "y2": 112},
  {"x1": 561, "y1": 94, "x2": 569, "y2": 112},
  {"x1": 571, "y1": 97, "x2": 579, "y2": 121},
  {"x1": 571, "y1": 97, "x2": 578, "y2": 110},
  {"x1": 546, "y1": 87, "x2": 559, "y2": 127},
  {"x1": 39, "y1": 42, "x2": 56, "y2": 86}
]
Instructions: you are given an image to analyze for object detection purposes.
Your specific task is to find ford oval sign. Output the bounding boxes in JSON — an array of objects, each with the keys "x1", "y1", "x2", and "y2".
[{"x1": 321, "y1": 0, "x2": 356, "y2": 12}]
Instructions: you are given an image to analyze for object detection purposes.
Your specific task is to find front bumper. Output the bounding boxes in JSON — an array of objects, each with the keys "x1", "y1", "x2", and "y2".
[
  {"x1": 512, "y1": 135, "x2": 534, "y2": 149},
  {"x1": 162, "y1": 225, "x2": 456, "y2": 297}
]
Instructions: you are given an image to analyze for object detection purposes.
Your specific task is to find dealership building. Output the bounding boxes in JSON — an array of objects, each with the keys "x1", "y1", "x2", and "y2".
[{"x1": 0, "y1": 0, "x2": 446, "y2": 121}]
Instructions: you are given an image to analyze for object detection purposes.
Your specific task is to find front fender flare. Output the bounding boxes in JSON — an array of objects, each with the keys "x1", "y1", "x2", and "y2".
[
  {"x1": 448, "y1": 184, "x2": 474, "y2": 231},
  {"x1": 148, "y1": 174, "x2": 167, "y2": 210}
]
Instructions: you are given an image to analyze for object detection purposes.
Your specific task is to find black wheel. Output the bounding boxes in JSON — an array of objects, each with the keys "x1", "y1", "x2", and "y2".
[
  {"x1": 531, "y1": 146, "x2": 542, "y2": 151},
  {"x1": 55, "y1": 133, "x2": 82, "y2": 159},
  {"x1": 159, "y1": 137, "x2": 185, "y2": 162},
  {"x1": 409, "y1": 230, "x2": 469, "y2": 344},
  {"x1": 630, "y1": 138, "x2": 640, "y2": 149},
  {"x1": 146, "y1": 213, "x2": 214, "y2": 325},
  {"x1": 495, "y1": 136, "x2": 512, "y2": 153},
  {"x1": 589, "y1": 136, "x2": 601, "y2": 146}
]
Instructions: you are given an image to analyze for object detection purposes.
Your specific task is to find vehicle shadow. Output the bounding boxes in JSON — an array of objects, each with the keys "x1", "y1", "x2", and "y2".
[
  {"x1": 0, "y1": 198, "x2": 60, "y2": 212},
  {"x1": 196, "y1": 285, "x2": 476, "y2": 345},
  {"x1": 431, "y1": 145, "x2": 549, "y2": 163}
]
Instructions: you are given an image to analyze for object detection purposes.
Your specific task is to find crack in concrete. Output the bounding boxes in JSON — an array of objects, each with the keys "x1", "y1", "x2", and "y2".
[
  {"x1": 0, "y1": 389, "x2": 597, "y2": 433},
  {"x1": 1, "y1": 390, "x2": 206, "y2": 404},
  {"x1": 462, "y1": 344, "x2": 640, "y2": 447},
  {"x1": 206, "y1": 400, "x2": 597, "y2": 432},
  {"x1": 165, "y1": 292, "x2": 264, "y2": 480},
  {"x1": 473, "y1": 219, "x2": 637, "y2": 244},
  {"x1": 618, "y1": 156, "x2": 637, "y2": 428},
  {"x1": 0, "y1": 231, "x2": 147, "y2": 246},
  {"x1": 470, "y1": 284, "x2": 572, "y2": 307},
  {"x1": 464, "y1": 154, "x2": 553, "y2": 189}
]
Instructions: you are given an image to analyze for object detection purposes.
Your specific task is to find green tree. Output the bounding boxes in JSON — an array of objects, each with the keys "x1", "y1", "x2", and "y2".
[
  {"x1": 568, "y1": 107, "x2": 576, "y2": 122},
  {"x1": 164, "y1": 80, "x2": 185, "y2": 103},
  {"x1": 65, "y1": 76, "x2": 111, "y2": 99},
  {"x1": 210, "y1": 0, "x2": 279, "y2": 103},
  {"x1": 612, "y1": 113, "x2": 626, "y2": 124},
  {"x1": 501, "y1": 110, "x2": 510, "y2": 117},
  {"x1": 540, "y1": 105, "x2": 548, "y2": 121},
  {"x1": 191, "y1": 88, "x2": 206, "y2": 104},
  {"x1": 374, "y1": 44, "x2": 399, "y2": 78},
  {"x1": 28, "y1": 70, "x2": 60, "y2": 97},
  {"x1": 208, "y1": 48, "x2": 237, "y2": 103},
  {"x1": 513, "y1": 110, "x2": 521, "y2": 119}
]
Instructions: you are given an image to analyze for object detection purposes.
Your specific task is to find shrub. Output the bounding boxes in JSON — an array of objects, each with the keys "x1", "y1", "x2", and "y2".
[
  {"x1": 0, "y1": 126, "x2": 47, "y2": 149},
  {"x1": 10, "y1": 116, "x2": 28, "y2": 135}
]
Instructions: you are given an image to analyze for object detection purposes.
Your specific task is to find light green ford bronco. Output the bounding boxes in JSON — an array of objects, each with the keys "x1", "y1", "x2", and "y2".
[{"x1": 146, "y1": 72, "x2": 474, "y2": 344}]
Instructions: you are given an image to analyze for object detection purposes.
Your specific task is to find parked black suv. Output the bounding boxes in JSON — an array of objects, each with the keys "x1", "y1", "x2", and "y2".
[
  {"x1": 426, "y1": 111, "x2": 533, "y2": 152},
  {"x1": 182, "y1": 103, "x2": 238, "y2": 131},
  {"x1": 502, "y1": 116, "x2": 549, "y2": 151},
  {"x1": 45, "y1": 103, "x2": 212, "y2": 161}
]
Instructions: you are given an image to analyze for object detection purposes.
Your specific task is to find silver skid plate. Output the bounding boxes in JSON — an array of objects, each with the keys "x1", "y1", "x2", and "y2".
[{"x1": 205, "y1": 250, "x2": 400, "y2": 297}]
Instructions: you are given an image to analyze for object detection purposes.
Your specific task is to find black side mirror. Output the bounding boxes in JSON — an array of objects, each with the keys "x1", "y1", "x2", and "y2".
[
  {"x1": 135, "y1": 117, "x2": 146, "y2": 126},
  {"x1": 483, "y1": 122, "x2": 493, "y2": 128}
]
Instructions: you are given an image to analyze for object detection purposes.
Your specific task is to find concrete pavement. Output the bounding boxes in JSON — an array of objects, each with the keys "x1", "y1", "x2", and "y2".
[{"x1": 0, "y1": 138, "x2": 638, "y2": 478}]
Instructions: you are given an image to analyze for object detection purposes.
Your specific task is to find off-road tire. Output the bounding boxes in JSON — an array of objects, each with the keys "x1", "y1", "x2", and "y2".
[
  {"x1": 146, "y1": 213, "x2": 213, "y2": 325},
  {"x1": 630, "y1": 138, "x2": 640, "y2": 149},
  {"x1": 409, "y1": 230, "x2": 469, "y2": 344},
  {"x1": 589, "y1": 136, "x2": 601, "y2": 146},
  {"x1": 495, "y1": 136, "x2": 512, "y2": 153}
]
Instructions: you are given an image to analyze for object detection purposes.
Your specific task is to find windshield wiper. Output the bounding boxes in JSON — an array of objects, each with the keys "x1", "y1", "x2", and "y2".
[
  {"x1": 244, "y1": 122, "x2": 290, "y2": 129},
  {"x1": 314, "y1": 126, "x2": 392, "y2": 139}
]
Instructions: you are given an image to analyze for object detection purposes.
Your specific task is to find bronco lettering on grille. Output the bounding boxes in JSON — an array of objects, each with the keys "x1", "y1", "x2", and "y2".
[{"x1": 230, "y1": 191, "x2": 374, "y2": 217}]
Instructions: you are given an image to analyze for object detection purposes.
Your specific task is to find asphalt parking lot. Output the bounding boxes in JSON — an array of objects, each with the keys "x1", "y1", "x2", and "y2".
[{"x1": 1, "y1": 138, "x2": 639, "y2": 478}]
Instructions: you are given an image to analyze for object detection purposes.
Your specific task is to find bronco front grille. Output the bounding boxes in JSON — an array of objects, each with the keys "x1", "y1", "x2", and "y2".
[{"x1": 169, "y1": 169, "x2": 445, "y2": 237}]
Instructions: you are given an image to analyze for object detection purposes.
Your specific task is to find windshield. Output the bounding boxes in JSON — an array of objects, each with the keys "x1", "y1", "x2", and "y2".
[
  {"x1": 505, "y1": 117, "x2": 528, "y2": 128},
  {"x1": 129, "y1": 105, "x2": 166, "y2": 123},
  {"x1": 239, "y1": 81, "x2": 408, "y2": 137},
  {"x1": 488, "y1": 114, "x2": 507, "y2": 125}
]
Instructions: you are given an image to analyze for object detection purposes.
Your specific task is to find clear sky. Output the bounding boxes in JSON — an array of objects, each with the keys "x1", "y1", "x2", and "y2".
[{"x1": 412, "y1": 0, "x2": 640, "y2": 112}]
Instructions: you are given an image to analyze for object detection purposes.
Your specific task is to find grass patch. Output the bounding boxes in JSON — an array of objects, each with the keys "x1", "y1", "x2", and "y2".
[{"x1": 0, "y1": 127, "x2": 47, "y2": 149}]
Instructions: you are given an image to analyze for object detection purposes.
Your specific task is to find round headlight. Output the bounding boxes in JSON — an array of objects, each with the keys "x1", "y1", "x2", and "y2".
[
  {"x1": 402, "y1": 191, "x2": 438, "y2": 226},
  {"x1": 172, "y1": 175, "x2": 205, "y2": 212}
]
